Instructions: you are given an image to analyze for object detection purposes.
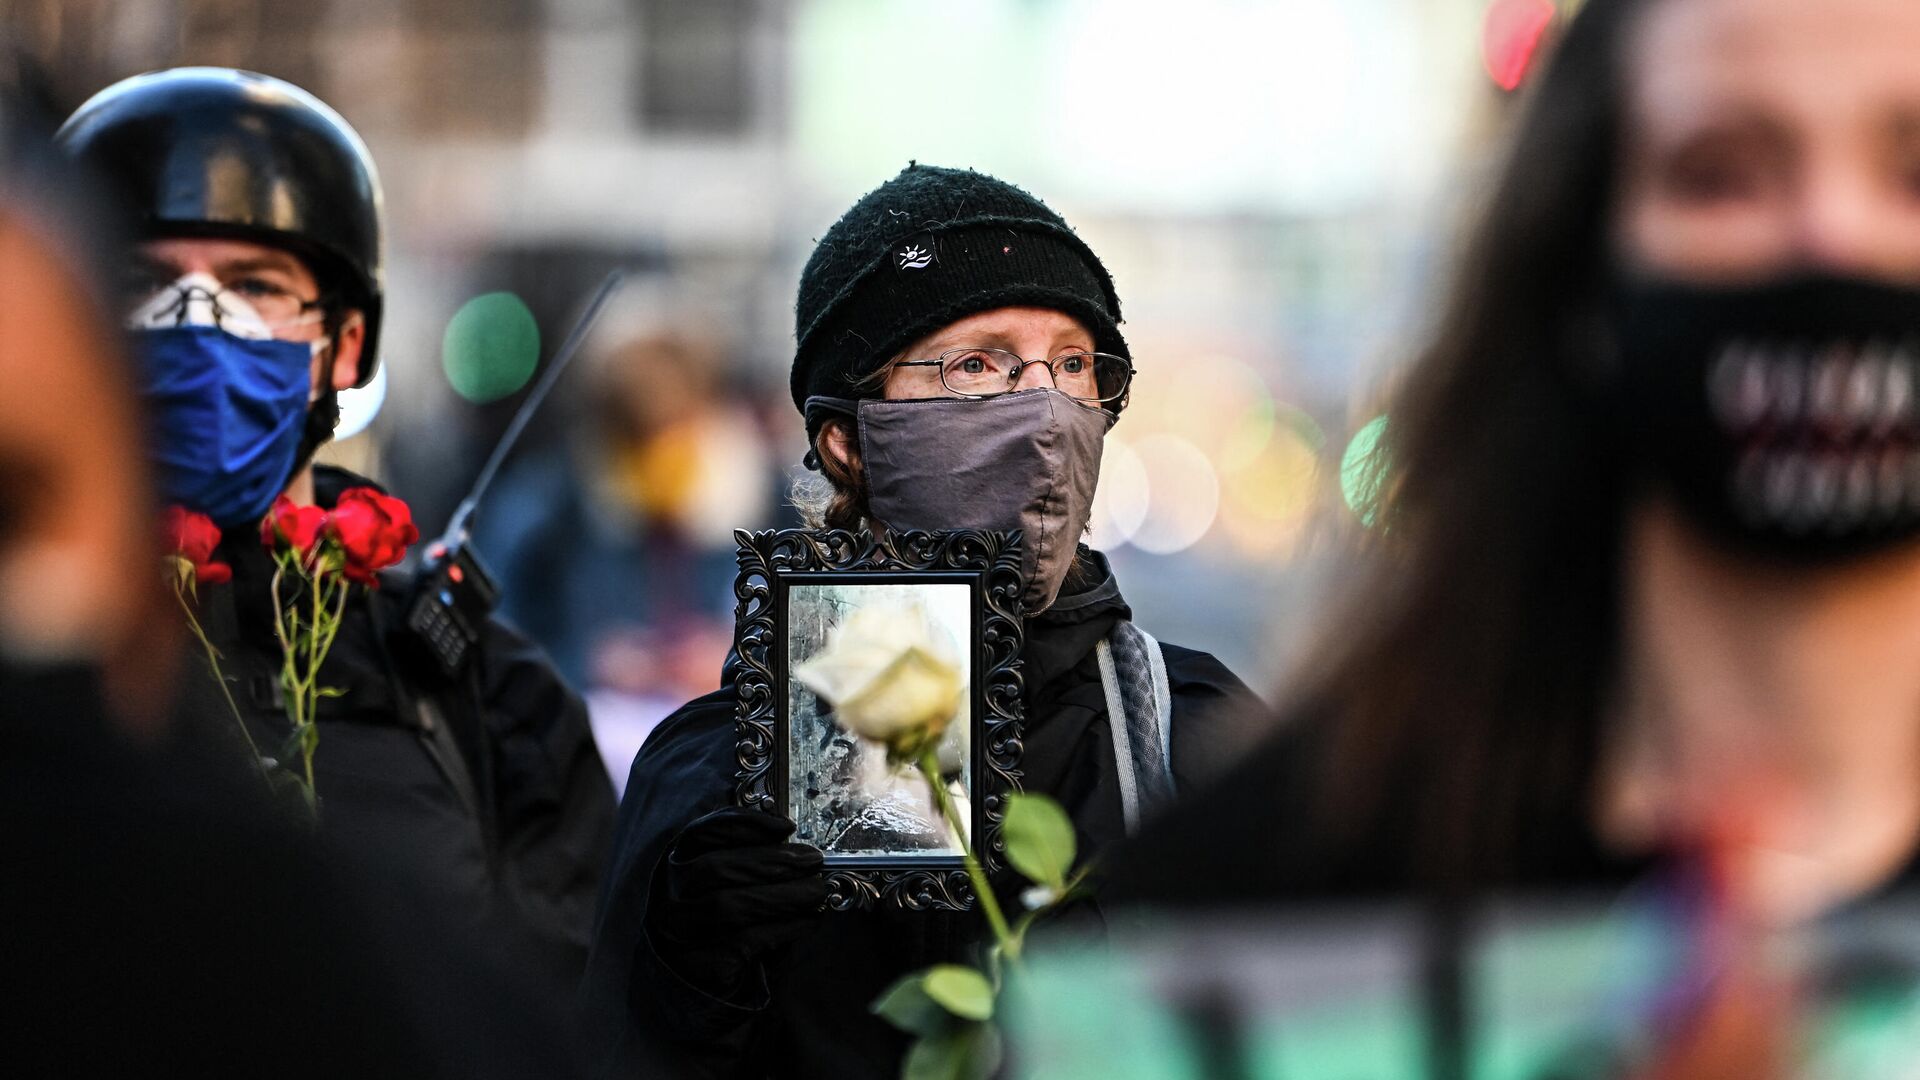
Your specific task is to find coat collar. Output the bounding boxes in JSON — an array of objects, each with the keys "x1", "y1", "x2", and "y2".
[{"x1": 1023, "y1": 547, "x2": 1130, "y2": 694}]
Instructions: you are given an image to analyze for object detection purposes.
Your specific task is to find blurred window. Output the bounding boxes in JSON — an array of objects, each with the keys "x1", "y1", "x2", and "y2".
[
  {"x1": 2, "y1": 0, "x2": 329, "y2": 109},
  {"x1": 402, "y1": 0, "x2": 541, "y2": 136},
  {"x1": 186, "y1": 1, "x2": 331, "y2": 96},
  {"x1": 636, "y1": 0, "x2": 753, "y2": 135}
]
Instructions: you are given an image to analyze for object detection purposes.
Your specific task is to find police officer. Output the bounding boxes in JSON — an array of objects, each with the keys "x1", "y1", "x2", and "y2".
[{"x1": 56, "y1": 68, "x2": 616, "y2": 1003}]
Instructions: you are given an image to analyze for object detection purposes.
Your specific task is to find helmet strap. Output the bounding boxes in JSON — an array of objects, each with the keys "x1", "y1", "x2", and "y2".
[
  {"x1": 292, "y1": 329, "x2": 345, "y2": 478},
  {"x1": 292, "y1": 387, "x2": 341, "y2": 479}
]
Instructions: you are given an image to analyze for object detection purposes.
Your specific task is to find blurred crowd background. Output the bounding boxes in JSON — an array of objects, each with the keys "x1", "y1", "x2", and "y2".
[{"x1": 3, "y1": 0, "x2": 1545, "y2": 789}]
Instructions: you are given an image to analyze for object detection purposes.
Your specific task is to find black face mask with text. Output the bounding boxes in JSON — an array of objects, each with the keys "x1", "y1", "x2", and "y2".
[{"x1": 1615, "y1": 273, "x2": 1920, "y2": 561}]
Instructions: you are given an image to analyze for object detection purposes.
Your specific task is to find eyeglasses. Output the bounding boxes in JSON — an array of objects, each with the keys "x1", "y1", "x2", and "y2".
[
  {"x1": 896, "y1": 348, "x2": 1135, "y2": 403},
  {"x1": 126, "y1": 274, "x2": 329, "y2": 334}
]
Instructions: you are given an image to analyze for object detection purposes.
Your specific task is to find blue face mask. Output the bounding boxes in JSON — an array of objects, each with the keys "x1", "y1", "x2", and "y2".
[{"x1": 134, "y1": 325, "x2": 315, "y2": 526}]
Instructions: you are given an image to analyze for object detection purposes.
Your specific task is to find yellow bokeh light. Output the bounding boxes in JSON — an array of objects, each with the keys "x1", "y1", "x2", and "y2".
[
  {"x1": 1217, "y1": 422, "x2": 1321, "y2": 558},
  {"x1": 1100, "y1": 346, "x2": 1332, "y2": 558}
]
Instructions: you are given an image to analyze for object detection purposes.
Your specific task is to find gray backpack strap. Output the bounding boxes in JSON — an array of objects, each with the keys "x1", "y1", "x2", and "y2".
[
  {"x1": 1095, "y1": 639, "x2": 1142, "y2": 835},
  {"x1": 1096, "y1": 621, "x2": 1176, "y2": 836},
  {"x1": 1130, "y1": 625, "x2": 1174, "y2": 771}
]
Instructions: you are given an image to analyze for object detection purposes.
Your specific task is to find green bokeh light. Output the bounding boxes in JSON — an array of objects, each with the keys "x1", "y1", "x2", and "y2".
[
  {"x1": 442, "y1": 292, "x2": 540, "y2": 404},
  {"x1": 1339, "y1": 415, "x2": 1389, "y2": 526}
]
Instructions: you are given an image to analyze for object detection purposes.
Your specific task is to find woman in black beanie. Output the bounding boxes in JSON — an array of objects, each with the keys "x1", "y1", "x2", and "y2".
[{"x1": 583, "y1": 164, "x2": 1265, "y2": 1078}]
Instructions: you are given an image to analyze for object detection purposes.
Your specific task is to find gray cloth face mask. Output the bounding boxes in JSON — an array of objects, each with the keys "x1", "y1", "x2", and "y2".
[{"x1": 850, "y1": 389, "x2": 1114, "y2": 615}]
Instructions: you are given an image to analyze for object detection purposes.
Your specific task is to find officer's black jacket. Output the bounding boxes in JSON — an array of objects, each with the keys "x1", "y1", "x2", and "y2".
[
  {"x1": 178, "y1": 465, "x2": 616, "y2": 1000},
  {"x1": 583, "y1": 555, "x2": 1267, "y2": 1079}
]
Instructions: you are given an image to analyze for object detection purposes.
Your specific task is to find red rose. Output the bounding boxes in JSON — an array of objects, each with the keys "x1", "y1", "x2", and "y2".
[
  {"x1": 163, "y1": 506, "x2": 220, "y2": 565},
  {"x1": 328, "y1": 487, "x2": 418, "y2": 586},
  {"x1": 260, "y1": 496, "x2": 329, "y2": 559},
  {"x1": 163, "y1": 506, "x2": 232, "y2": 585}
]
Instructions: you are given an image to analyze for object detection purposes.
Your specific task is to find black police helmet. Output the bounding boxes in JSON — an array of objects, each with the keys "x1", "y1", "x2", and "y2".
[{"x1": 56, "y1": 67, "x2": 385, "y2": 386}]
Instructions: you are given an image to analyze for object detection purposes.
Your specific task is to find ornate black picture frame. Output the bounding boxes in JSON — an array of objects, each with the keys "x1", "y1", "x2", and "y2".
[{"x1": 731, "y1": 528, "x2": 1025, "y2": 911}]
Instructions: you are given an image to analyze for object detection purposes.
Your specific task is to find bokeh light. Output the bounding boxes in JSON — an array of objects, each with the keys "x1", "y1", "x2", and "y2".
[
  {"x1": 1100, "y1": 351, "x2": 1332, "y2": 557},
  {"x1": 1128, "y1": 434, "x2": 1220, "y2": 556},
  {"x1": 1217, "y1": 420, "x2": 1322, "y2": 557},
  {"x1": 1144, "y1": 354, "x2": 1277, "y2": 466},
  {"x1": 333, "y1": 363, "x2": 388, "y2": 441},
  {"x1": 1088, "y1": 437, "x2": 1149, "y2": 550},
  {"x1": 442, "y1": 292, "x2": 540, "y2": 404},
  {"x1": 1482, "y1": 0, "x2": 1555, "y2": 92},
  {"x1": 1340, "y1": 415, "x2": 1389, "y2": 526}
]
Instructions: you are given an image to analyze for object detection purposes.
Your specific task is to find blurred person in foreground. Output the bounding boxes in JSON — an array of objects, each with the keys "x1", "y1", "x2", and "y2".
[
  {"x1": 0, "y1": 82, "x2": 439, "y2": 1078},
  {"x1": 1116, "y1": 0, "x2": 1920, "y2": 1071},
  {"x1": 584, "y1": 164, "x2": 1267, "y2": 1078},
  {"x1": 0, "y1": 110, "x2": 164, "y2": 727},
  {"x1": 0, "y1": 86, "x2": 589, "y2": 1080},
  {"x1": 55, "y1": 67, "x2": 614, "y2": 1001}
]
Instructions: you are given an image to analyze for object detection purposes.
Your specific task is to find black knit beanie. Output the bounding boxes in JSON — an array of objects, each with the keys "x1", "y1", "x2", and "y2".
[{"x1": 792, "y1": 163, "x2": 1127, "y2": 439}]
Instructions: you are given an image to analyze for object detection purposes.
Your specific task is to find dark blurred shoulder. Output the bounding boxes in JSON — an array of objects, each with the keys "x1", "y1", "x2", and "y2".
[
  {"x1": 633, "y1": 686, "x2": 735, "y2": 767},
  {"x1": 1157, "y1": 640, "x2": 1271, "y2": 789},
  {"x1": 1107, "y1": 707, "x2": 1343, "y2": 909},
  {"x1": 1109, "y1": 701, "x2": 1650, "y2": 910},
  {"x1": 0, "y1": 660, "x2": 442, "y2": 1077}
]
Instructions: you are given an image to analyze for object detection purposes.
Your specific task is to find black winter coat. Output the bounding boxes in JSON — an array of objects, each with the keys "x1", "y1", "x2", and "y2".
[
  {"x1": 583, "y1": 559, "x2": 1266, "y2": 1079},
  {"x1": 179, "y1": 466, "x2": 616, "y2": 1000}
]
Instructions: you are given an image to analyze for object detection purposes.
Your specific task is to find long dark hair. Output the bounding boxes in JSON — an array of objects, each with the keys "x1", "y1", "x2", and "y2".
[{"x1": 1301, "y1": 0, "x2": 1658, "y2": 886}]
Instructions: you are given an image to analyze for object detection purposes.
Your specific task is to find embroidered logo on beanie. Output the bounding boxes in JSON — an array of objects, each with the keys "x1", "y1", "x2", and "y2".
[{"x1": 897, "y1": 243, "x2": 934, "y2": 270}]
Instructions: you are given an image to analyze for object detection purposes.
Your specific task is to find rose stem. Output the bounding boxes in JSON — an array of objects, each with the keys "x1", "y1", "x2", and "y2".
[
  {"x1": 919, "y1": 744, "x2": 1017, "y2": 960},
  {"x1": 172, "y1": 581, "x2": 271, "y2": 787}
]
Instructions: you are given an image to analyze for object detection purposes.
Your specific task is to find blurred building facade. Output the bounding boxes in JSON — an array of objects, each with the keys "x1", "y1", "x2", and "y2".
[{"x1": 4, "y1": 0, "x2": 1511, "y2": 732}]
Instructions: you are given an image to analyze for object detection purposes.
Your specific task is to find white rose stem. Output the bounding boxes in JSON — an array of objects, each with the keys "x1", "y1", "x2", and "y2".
[{"x1": 916, "y1": 744, "x2": 1017, "y2": 962}]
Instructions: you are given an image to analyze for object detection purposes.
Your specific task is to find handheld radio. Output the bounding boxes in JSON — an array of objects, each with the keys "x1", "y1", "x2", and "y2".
[{"x1": 406, "y1": 269, "x2": 627, "y2": 677}]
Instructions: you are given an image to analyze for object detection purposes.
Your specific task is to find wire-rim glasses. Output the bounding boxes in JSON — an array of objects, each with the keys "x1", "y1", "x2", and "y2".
[
  {"x1": 127, "y1": 276, "x2": 329, "y2": 334},
  {"x1": 896, "y1": 347, "x2": 1134, "y2": 403}
]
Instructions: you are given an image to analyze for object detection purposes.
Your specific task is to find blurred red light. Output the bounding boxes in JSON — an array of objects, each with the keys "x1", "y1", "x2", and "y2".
[{"x1": 1483, "y1": 0, "x2": 1555, "y2": 92}]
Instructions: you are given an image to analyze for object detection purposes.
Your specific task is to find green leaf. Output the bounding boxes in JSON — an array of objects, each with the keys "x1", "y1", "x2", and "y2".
[
  {"x1": 922, "y1": 964, "x2": 994, "y2": 1021},
  {"x1": 1002, "y1": 793, "x2": 1076, "y2": 891},
  {"x1": 902, "y1": 1032, "x2": 967, "y2": 1080},
  {"x1": 871, "y1": 973, "x2": 949, "y2": 1038},
  {"x1": 902, "y1": 1022, "x2": 1003, "y2": 1080}
]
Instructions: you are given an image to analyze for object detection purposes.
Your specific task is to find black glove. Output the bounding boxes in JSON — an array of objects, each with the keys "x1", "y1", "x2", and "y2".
[{"x1": 647, "y1": 807, "x2": 828, "y2": 999}]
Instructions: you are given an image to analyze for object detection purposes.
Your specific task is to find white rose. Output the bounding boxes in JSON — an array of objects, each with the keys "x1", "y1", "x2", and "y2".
[{"x1": 793, "y1": 602, "x2": 964, "y2": 756}]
